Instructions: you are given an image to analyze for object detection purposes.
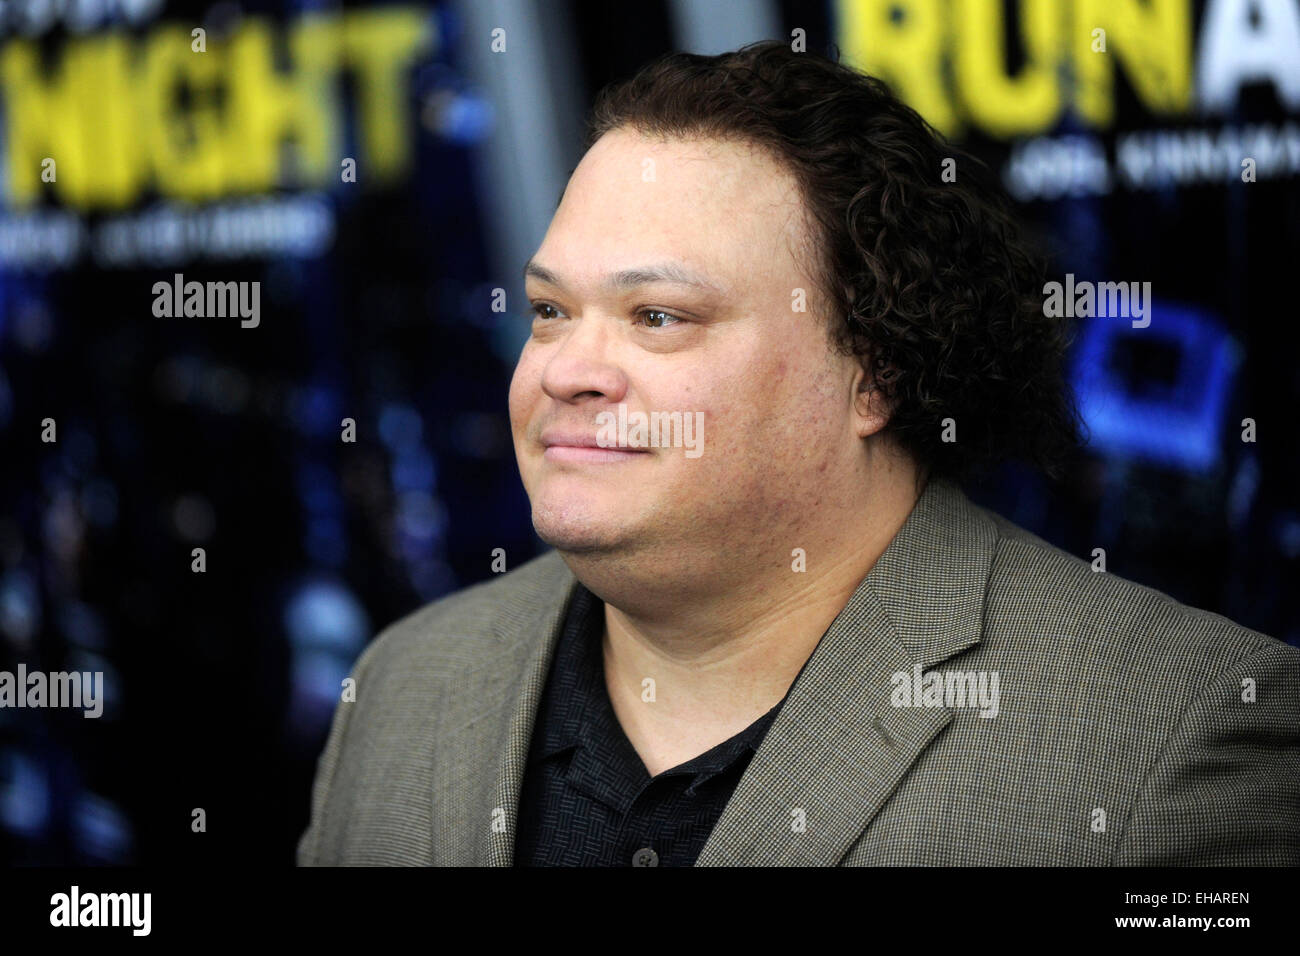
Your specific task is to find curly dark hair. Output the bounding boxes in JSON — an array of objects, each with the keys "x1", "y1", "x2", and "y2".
[{"x1": 585, "y1": 40, "x2": 1085, "y2": 482}]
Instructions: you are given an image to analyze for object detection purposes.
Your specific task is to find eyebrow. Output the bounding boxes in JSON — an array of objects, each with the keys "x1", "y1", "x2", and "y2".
[{"x1": 523, "y1": 259, "x2": 726, "y2": 296}]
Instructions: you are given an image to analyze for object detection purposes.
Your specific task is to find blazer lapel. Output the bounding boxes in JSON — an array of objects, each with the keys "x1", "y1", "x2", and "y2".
[
  {"x1": 477, "y1": 552, "x2": 578, "y2": 866},
  {"x1": 695, "y1": 478, "x2": 998, "y2": 866}
]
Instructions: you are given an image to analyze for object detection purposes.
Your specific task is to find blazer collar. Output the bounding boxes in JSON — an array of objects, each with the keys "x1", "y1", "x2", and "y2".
[
  {"x1": 695, "y1": 476, "x2": 998, "y2": 865},
  {"x1": 479, "y1": 476, "x2": 998, "y2": 866}
]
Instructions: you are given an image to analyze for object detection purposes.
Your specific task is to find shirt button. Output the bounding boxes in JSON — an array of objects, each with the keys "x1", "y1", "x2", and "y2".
[{"x1": 631, "y1": 847, "x2": 659, "y2": 867}]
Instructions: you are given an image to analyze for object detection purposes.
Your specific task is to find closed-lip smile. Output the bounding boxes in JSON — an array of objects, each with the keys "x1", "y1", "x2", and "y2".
[{"x1": 540, "y1": 429, "x2": 650, "y2": 462}]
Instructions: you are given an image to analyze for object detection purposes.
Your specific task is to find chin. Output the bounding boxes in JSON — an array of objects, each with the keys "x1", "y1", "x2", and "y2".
[
  {"x1": 530, "y1": 498, "x2": 625, "y2": 554},
  {"x1": 532, "y1": 517, "x2": 621, "y2": 554}
]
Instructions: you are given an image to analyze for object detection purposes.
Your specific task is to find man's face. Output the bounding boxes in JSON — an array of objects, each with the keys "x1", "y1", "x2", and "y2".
[{"x1": 509, "y1": 128, "x2": 865, "y2": 566}]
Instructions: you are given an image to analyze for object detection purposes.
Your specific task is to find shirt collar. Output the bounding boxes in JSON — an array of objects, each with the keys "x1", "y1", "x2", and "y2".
[
  {"x1": 527, "y1": 581, "x2": 602, "y2": 765},
  {"x1": 528, "y1": 581, "x2": 799, "y2": 791}
]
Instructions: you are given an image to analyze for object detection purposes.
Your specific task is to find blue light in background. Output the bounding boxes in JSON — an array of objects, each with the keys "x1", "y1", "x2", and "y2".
[
  {"x1": 1071, "y1": 302, "x2": 1240, "y2": 473},
  {"x1": 285, "y1": 577, "x2": 369, "y2": 655},
  {"x1": 72, "y1": 791, "x2": 134, "y2": 864},
  {"x1": 0, "y1": 750, "x2": 49, "y2": 839},
  {"x1": 0, "y1": 567, "x2": 40, "y2": 646},
  {"x1": 290, "y1": 384, "x2": 343, "y2": 439},
  {"x1": 378, "y1": 402, "x2": 424, "y2": 451},
  {"x1": 284, "y1": 577, "x2": 370, "y2": 735}
]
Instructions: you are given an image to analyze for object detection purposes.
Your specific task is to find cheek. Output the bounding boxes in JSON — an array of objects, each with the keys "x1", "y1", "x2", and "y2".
[
  {"x1": 714, "y1": 354, "x2": 839, "y2": 459},
  {"x1": 507, "y1": 348, "x2": 543, "y2": 430}
]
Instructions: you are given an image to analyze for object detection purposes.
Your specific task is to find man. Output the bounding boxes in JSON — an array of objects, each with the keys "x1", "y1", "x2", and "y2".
[{"x1": 298, "y1": 42, "x2": 1299, "y2": 866}]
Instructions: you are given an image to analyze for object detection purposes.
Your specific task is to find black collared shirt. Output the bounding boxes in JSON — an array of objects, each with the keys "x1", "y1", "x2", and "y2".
[{"x1": 514, "y1": 583, "x2": 793, "y2": 867}]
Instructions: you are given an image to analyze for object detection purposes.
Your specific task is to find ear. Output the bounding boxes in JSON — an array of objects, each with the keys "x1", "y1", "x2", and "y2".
[{"x1": 851, "y1": 357, "x2": 893, "y2": 439}]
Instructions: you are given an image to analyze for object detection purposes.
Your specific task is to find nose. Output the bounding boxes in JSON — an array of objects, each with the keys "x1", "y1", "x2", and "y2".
[{"x1": 540, "y1": 314, "x2": 629, "y2": 406}]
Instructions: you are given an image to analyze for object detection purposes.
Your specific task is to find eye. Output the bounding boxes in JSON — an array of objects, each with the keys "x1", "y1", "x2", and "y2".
[
  {"x1": 638, "y1": 309, "x2": 682, "y2": 329},
  {"x1": 527, "y1": 302, "x2": 563, "y2": 321}
]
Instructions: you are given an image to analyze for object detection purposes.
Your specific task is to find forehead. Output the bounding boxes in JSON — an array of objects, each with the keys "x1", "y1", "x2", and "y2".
[{"x1": 536, "y1": 128, "x2": 814, "y2": 292}]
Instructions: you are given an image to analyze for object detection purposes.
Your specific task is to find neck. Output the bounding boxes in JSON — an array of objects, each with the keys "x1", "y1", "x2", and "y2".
[{"x1": 572, "y1": 463, "x2": 927, "y2": 737}]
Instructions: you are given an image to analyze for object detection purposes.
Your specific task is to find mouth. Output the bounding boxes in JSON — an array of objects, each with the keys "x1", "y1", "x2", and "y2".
[
  {"x1": 541, "y1": 444, "x2": 650, "y2": 463},
  {"x1": 538, "y1": 426, "x2": 655, "y2": 468}
]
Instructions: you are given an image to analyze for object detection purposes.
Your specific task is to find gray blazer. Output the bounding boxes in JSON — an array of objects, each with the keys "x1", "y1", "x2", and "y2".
[{"x1": 297, "y1": 477, "x2": 1300, "y2": 865}]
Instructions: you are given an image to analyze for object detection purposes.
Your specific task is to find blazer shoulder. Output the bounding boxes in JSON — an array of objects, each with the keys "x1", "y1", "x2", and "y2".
[
  {"x1": 977, "y1": 504, "x2": 1292, "y2": 671},
  {"x1": 349, "y1": 549, "x2": 574, "y2": 683}
]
